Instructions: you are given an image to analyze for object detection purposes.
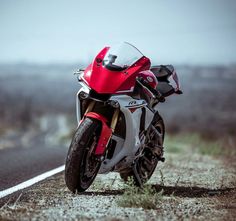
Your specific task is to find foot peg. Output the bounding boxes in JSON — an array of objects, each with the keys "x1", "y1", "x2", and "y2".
[
  {"x1": 159, "y1": 157, "x2": 166, "y2": 163},
  {"x1": 159, "y1": 157, "x2": 165, "y2": 162}
]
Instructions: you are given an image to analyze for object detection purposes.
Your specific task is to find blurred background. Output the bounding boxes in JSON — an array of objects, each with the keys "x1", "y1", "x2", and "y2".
[{"x1": 0, "y1": 0, "x2": 236, "y2": 152}]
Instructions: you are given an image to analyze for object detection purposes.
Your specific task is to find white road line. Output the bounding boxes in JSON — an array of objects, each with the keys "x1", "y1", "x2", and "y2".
[{"x1": 0, "y1": 165, "x2": 65, "y2": 199}]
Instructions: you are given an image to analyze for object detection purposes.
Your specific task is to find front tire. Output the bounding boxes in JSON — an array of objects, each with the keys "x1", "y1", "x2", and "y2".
[{"x1": 65, "y1": 118, "x2": 102, "y2": 193}]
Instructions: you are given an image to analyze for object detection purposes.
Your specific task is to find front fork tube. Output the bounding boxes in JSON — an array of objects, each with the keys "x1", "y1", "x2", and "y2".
[
  {"x1": 84, "y1": 100, "x2": 120, "y2": 132},
  {"x1": 77, "y1": 100, "x2": 98, "y2": 125},
  {"x1": 84, "y1": 101, "x2": 96, "y2": 115},
  {"x1": 77, "y1": 99, "x2": 121, "y2": 158},
  {"x1": 110, "y1": 108, "x2": 120, "y2": 132}
]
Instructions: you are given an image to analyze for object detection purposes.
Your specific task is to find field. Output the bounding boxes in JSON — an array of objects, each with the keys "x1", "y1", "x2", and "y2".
[
  {"x1": 1, "y1": 64, "x2": 235, "y2": 137},
  {"x1": 0, "y1": 64, "x2": 235, "y2": 220}
]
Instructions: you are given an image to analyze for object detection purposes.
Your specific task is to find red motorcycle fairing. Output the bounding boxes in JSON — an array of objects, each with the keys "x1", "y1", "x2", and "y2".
[
  {"x1": 84, "y1": 112, "x2": 112, "y2": 155},
  {"x1": 82, "y1": 47, "x2": 151, "y2": 94}
]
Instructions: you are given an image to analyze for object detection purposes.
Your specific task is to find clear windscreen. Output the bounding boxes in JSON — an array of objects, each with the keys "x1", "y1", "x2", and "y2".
[{"x1": 103, "y1": 42, "x2": 144, "y2": 71}]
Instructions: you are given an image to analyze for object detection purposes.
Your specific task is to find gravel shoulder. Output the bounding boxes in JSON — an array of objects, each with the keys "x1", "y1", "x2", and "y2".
[{"x1": 0, "y1": 136, "x2": 235, "y2": 221}]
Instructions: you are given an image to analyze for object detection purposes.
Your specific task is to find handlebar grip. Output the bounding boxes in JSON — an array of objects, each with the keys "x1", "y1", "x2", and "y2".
[{"x1": 175, "y1": 89, "x2": 183, "y2": 94}]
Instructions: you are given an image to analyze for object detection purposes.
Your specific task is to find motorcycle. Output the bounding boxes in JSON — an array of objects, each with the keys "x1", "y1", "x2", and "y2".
[{"x1": 65, "y1": 42, "x2": 182, "y2": 192}]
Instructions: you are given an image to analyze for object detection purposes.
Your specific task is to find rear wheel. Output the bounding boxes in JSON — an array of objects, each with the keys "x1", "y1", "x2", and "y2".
[
  {"x1": 65, "y1": 118, "x2": 102, "y2": 192},
  {"x1": 120, "y1": 113, "x2": 165, "y2": 185}
]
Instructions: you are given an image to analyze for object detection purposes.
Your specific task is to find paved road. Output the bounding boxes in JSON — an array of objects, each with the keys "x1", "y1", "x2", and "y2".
[
  {"x1": 0, "y1": 145, "x2": 68, "y2": 191},
  {"x1": 0, "y1": 114, "x2": 72, "y2": 192}
]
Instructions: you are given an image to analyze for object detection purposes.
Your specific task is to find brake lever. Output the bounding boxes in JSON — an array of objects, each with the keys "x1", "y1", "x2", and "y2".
[
  {"x1": 74, "y1": 69, "x2": 85, "y2": 82},
  {"x1": 74, "y1": 68, "x2": 85, "y2": 75},
  {"x1": 175, "y1": 89, "x2": 183, "y2": 94}
]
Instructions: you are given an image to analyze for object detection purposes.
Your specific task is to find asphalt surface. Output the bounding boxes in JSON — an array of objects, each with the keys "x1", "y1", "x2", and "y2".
[{"x1": 0, "y1": 145, "x2": 67, "y2": 191}]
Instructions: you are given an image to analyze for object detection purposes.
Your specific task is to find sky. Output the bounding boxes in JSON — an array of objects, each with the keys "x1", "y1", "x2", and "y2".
[{"x1": 0, "y1": 0, "x2": 236, "y2": 65}]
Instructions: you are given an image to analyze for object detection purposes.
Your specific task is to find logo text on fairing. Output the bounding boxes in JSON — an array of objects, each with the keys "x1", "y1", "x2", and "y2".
[{"x1": 128, "y1": 101, "x2": 137, "y2": 105}]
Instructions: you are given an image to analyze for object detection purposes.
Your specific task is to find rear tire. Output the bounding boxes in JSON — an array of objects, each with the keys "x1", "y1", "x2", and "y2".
[
  {"x1": 120, "y1": 113, "x2": 165, "y2": 185},
  {"x1": 65, "y1": 118, "x2": 101, "y2": 193}
]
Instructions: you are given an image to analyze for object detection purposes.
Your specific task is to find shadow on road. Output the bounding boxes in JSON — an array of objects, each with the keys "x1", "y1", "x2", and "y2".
[
  {"x1": 152, "y1": 185, "x2": 235, "y2": 198},
  {"x1": 80, "y1": 185, "x2": 235, "y2": 198}
]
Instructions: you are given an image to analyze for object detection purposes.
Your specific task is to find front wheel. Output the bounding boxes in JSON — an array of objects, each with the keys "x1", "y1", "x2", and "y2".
[{"x1": 65, "y1": 118, "x2": 102, "y2": 193}]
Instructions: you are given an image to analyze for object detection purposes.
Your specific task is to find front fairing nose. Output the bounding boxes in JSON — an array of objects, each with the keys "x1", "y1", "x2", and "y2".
[{"x1": 82, "y1": 43, "x2": 151, "y2": 94}]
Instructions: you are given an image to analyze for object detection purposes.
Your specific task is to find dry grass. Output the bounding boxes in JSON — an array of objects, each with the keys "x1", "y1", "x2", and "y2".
[
  {"x1": 165, "y1": 133, "x2": 236, "y2": 157},
  {"x1": 116, "y1": 178, "x2": 164, "y2": 209}
]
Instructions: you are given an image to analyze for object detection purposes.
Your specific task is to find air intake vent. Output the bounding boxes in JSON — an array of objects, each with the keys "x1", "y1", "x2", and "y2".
[{"x1": 89, "y1": 90, "x2": 111, "y2": 102}]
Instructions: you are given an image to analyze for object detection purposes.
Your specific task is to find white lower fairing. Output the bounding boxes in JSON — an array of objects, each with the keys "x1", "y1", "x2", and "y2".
[
  {"x1": 99, "y1": 95, "x2": 144, "y2": 173},
  {"x1": 144, "y1": 106, "x2": 155, "y2": 130}
]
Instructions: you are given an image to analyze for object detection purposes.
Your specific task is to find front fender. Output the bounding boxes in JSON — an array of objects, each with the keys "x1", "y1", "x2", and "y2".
[{"x1": 84, "y1": 112, "x2": 112, "y2": 155}]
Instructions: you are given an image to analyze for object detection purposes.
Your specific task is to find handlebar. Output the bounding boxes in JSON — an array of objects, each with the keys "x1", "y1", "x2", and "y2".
[{"x1": 74, "y1": 68, "x2": 85, "y2": 75}]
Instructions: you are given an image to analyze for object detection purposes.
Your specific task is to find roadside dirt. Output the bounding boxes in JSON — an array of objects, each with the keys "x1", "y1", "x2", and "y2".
[{"x1": 0, "y1": 137, "x2": 235, "y2": 221}]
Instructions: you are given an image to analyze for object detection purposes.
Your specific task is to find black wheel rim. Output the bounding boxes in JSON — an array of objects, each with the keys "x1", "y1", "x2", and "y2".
[
  {"x1": 136, "y1": 118, "x2": 164, "y2": 183},
  {"x1": 79, "y1": 132, "x2": 101, "y2": 190}
]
